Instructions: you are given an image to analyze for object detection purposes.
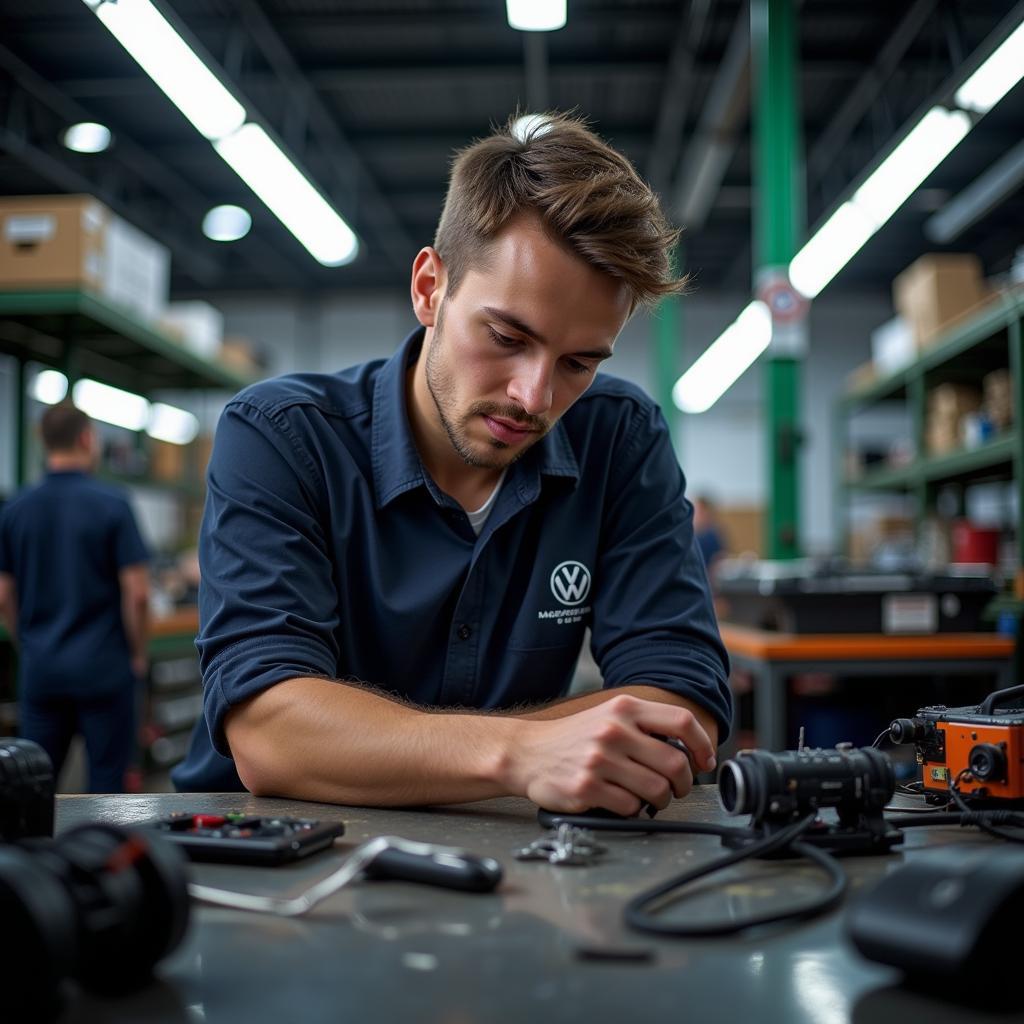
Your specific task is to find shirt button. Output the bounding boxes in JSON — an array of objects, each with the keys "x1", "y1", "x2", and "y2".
[{"x1": 457, "y1": 624, "x2": 471, "y2": 640}]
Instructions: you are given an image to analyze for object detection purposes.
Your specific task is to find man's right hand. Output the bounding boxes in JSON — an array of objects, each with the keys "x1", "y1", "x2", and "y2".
[{"x1": 500, "y1": 693, "x2": 716, "y2": 816}]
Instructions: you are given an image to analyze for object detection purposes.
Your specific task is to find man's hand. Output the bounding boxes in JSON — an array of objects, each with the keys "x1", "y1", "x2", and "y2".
[{"x1": 501, "y1": 693, "x2": 716, "y2": 816}]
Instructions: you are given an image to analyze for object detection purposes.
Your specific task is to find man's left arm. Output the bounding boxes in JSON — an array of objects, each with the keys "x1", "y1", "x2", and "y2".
[
  {"x1": 582, "y1": 398, "x2": 732, "y2": 749},
  {"x1": 0, "y1": 573, "x2": 17, "y2": 649}
]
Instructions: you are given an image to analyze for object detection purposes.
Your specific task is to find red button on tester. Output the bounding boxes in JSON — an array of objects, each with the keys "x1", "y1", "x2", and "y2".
[{"x1": 192, "y1": 815, "x2": 226, "y2": 828}]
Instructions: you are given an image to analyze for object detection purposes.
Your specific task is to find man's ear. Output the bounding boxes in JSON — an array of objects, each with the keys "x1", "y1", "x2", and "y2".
[{"x1": 410, "y1": 247, "x2": 446, "y2": 327}]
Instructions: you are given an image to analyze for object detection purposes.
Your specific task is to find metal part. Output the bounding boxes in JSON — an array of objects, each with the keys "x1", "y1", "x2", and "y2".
[{"x1": 515, "y1": 824, "x2": 608, "y2": 866}]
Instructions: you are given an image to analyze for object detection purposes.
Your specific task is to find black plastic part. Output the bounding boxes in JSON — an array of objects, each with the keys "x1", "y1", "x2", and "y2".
[
  {"x1": 0, "y1": 737, "x2": 55, "y2": 840},
  {"x1": 145, "y1": 815, "x2": 346, "y2": 865},
  {"x1": 968, "y1": 742, "x2": 1008, "y2": 783},
  {"x1": 363, "y1": 846, "x2": 503, "y2": 892},
  {"x1": 847, "y1": 845, "x2": 1024, "y2": 995}
]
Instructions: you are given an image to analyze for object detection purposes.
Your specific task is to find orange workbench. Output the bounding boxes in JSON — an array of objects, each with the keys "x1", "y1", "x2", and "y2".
[{"x1": 719, "y1": 623, "x2": 1015, "y2": 750}]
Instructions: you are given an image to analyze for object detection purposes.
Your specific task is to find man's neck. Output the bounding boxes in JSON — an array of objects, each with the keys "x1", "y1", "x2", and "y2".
[{"x1": 46, "y1": 453, "x2": 92, "y2": 473}]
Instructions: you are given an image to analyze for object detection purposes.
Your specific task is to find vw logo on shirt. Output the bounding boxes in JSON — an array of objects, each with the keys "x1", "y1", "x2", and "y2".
[{"x1": 550, "y1": 560, "x2": 592, "y2": 606}]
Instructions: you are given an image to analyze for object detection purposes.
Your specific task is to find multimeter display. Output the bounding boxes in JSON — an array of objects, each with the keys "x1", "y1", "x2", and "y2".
[{"x1": 145, "y1": 813, "x2": 346, "y2": 865}]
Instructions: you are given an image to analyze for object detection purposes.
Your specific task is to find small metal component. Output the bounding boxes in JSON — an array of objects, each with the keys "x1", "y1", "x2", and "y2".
[
  {"x1": 797, "y1": 726, "x2": 805, "y2": 752},
  {"x1": 515, "y1": 824, "x2": 607, "y2": 866}
]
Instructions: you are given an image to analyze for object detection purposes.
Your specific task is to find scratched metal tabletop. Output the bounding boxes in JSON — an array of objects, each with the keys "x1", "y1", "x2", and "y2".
[{"x1": 50, "y1": 787, "x2": 1018, "y2": 1024}]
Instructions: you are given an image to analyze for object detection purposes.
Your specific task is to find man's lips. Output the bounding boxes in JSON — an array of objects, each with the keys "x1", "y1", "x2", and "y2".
[{"x1": 482, "y1": 414, "x2": 535, "y2": 443}]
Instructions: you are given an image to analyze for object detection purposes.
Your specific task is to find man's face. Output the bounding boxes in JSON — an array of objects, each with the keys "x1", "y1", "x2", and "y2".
[{"x1": 422, "y1": 218, "x2": 631, "y2": 471}]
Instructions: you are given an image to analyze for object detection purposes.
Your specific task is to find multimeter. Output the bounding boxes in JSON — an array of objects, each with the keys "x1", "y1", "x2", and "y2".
[{"x1": 144, "y1": 812, "x2": 346, "y2": 865}]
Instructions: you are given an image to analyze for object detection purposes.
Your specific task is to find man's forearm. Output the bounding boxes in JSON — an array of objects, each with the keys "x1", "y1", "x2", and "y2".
[
  {"x1": 227, "y1": 677, "x2": 719, "y2": 808},
  {"x1": 121, "y1": 596, "x2": 149, "y2": 661},
  {"x1": 227, "y1": 676, "x2": 521, "y2": 806},
  {"x1": 515, "y1": 685, "x2": 719, "y2": 748}
]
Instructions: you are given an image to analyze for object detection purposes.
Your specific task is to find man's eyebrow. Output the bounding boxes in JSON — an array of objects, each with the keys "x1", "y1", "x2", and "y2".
[{"x1": 482, "y1": 306, "x2": 614, "y2": 361}]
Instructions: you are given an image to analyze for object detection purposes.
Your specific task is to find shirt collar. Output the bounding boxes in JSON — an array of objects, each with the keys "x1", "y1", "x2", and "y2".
[{"x1": 371, "y1": 326, "x2": 580, "y2": 511}]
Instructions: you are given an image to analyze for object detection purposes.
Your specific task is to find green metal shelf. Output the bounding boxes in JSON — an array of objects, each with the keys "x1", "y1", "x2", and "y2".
[
  {"x1": 848, "y1": 435, "x2": 1016, "y2": 491},
  {"x1": 0, "y1": 288, "x2": 254, "y2": 392},
  {"x1": 842, "y1": 288, "x2": 1024, "y2": 412}
]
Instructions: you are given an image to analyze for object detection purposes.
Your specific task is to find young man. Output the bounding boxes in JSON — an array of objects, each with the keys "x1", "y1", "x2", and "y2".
[
  {"x1": 173, "y1": 113, "x2": 731, "y2": 815},
  {"x1": 0, "y1": 404, "x2": 150, "y2": 792}
]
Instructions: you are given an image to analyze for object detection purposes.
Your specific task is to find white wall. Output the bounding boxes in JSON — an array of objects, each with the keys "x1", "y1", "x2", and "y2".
[{"x1": 187, "y1": 286, "x2": 895, "y2": 553}]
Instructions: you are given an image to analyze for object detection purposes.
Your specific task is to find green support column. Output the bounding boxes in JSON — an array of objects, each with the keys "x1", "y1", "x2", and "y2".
[{"x1": 752, "y1": 0, "x2": 803, "y2": 559}]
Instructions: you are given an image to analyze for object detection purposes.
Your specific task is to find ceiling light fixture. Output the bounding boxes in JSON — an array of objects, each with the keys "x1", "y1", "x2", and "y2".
[
  {"x1": 81, "y1": 0, "x2": 359, "y2": 267},
  {"x1": 215, "y1": 124, "x2": 358, "y2": 266},
  {"x1": 62, "y1": 122, "x2": 112, "y2": 153},
  {"x1": 506, "y1": 0, "x2": 567, "y2": 32},
  {"x1": 147, "y1": 403, "x2": 200, "y2": 445},
  {"x1": 82, "y1": 0, "x2": 245, "y2": 141},
  {"x1": 72, "y1": 379, "x2": 151, "y2": 432},
  {"x1": 30, "y1": 370, "x2": 70, "y2": 405},
  {"x1": 672, "y1": 302, "x2": 772, "y2": 414},
  {"x1": 955, "y1": 18, "x2": 1024, "y2": 113},
  {"x1": 202, "y1": 205, "x2": 252, "y2": 242}
]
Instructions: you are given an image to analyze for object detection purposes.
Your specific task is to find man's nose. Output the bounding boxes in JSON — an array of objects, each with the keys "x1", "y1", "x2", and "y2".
[{"x1": 507, "y1": 359, "x2": 554, "y2": 416}]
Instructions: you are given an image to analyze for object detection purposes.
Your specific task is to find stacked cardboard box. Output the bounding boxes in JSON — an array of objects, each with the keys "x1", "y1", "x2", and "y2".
[
  {"x1": 925, "y1": 383, "x2": 981, "y2": 455},
  {"x1": 983, "y1": 368, "x2": 1013, "y2": 431},
  {"x1": 0, "y1": 195, "x2": 170, "y2": 324},
  {"x1": 893, "y1": 254, "x2": 987, "y2": 348}
]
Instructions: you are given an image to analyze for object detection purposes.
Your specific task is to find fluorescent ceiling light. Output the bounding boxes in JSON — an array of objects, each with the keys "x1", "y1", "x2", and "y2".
[
  {"x1": 202, "y1": 204, "x2": 252, "y2": 242},
  {"x1": 31, "y1": 369, "x2": 70, "y2": 405},
  {"x1": 215, "y1": 124, "x2": 358, "y2": 266},
  {"x1": 955, "y1": 18, "x2": 1024, "y2": 114},
  {"x1": 72, "y1": 379, "x2": 150, "y2": 431},
  {"x1": 853, "y1": 106, "x2": 971, "y2": 226},
  {"x1": 789, "y1": 202, "x2": 875, "y2": 299},
  {"x1": 82, "y1": 0, "x2": 245, "y2": 140},
  {"x1": 62, "y1": 122, "x2": 112, "y2": 153},
  {"x1": 506, "y1": 0, "x2": 567, "y2": 31},
  {"x1": 147, "y1": 403, "x2": 199, "y2": 445},
  {"x1": 790, "y1": 106, "x2": 970, "y2": 299},
  {"x1": 672, "y1": 302, "x2": 772, "y2": 414}
]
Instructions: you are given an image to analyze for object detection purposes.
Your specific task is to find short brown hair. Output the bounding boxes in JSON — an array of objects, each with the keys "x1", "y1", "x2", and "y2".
[
  {"x1": 434, "y1": 111, "x2": 686, "y2": 311},
  {"x1": 40, "y1": 403, "x2": 91, "y2": 453}
]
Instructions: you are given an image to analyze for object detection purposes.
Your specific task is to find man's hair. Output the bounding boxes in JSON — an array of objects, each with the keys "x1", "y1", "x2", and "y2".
[
  {"x1": 433, "y1": 111, "x2": 686, "y2": 311},
  {"x1": 40, "y1": 402, "x2": 91, "y2": 453}
]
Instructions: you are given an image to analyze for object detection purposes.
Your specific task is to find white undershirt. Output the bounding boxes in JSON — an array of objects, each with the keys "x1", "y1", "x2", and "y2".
[{"x1": 466, "y1": 470, "x2": 507, "y2": 535}]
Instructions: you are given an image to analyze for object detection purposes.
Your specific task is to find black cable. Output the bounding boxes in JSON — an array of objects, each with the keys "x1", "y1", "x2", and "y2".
[
  {"x1": 871, "y1": 728, "x2": 890, "y2": 749},
  {"x1": 623, "y1": 814, "x2": 847, "y2": 937},
  {"x1": 947, "y1": 770, "x2": 1024, "y2": 844}
]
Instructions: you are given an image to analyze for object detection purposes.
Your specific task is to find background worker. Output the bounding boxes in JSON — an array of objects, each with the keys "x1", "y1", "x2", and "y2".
[{"x1": 0, "y1": 403, "x2": 150, "y2": 792}]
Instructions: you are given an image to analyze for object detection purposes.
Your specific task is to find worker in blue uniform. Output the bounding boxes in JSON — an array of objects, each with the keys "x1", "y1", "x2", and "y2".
[
  {"x1": 0, "y1": 403, "x2": 150, "y2": 792},
  {"x1": 173, "y1": 112, "x2": 731, "y2": 814}
]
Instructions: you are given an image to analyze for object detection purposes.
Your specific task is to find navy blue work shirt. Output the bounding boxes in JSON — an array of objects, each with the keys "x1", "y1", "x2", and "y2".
[
  {"x1": 172, "y1": 328, "x2": 731, "y2": 791},
  {"x1": 0, "y1": 470, "x2": 149, "y2": 697}
]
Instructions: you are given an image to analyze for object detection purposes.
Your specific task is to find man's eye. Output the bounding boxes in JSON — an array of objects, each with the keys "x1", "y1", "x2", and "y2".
[
  {"x1": 486, "y1": 326, "x2": 519, "y2": 348},
  {"x1": 566, "y1": 359, "x2": 594, "y2": 375}
]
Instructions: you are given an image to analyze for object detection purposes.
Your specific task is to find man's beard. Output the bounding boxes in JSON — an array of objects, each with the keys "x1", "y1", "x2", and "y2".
[{"x1": 425, "y1": 309, "x2": 550, "y2": 470}]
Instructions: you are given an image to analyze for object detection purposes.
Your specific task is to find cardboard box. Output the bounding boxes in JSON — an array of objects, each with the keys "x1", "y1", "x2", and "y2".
[
  {"x1": 149, "y1": 439, "x2": 187, "y2": 483},
  {"x1": 983, "y1": 368, "x2": 1013, "y2": 430},
  {"x1": 928, "y1": 382, "x2": 981, "y2": 418},
  {"x1": 0, "y1": 195, "x2": 169, "y2": 324},
  {"x1": 218, "y1": 336, "x2": 260, "y2": 376},
  {"x1": 893, "y1": 254, "x2": 986, "y2": 346},
  {"x1": 159, "y1": 301, "x2": 224, "y2": 359}
]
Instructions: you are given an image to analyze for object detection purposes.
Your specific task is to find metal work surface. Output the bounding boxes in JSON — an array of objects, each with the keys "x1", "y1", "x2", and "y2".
[{"x1": 53, "y1": 788, "x2": 1018, "y2": 1024}]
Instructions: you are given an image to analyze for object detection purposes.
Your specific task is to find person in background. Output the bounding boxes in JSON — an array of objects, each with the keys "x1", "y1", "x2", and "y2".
[
  {"x1": 0, "y1": 403, "x2": 150, "y2": 792},
  {"x1": 693, "y1": 495, "x2": 728, "y2": 579}
]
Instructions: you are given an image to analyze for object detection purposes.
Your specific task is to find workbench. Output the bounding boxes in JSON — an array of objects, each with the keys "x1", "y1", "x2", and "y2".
[
  {"x1": 48, "y1": 788, "x2": 1011, "y2": 1023},
  {"x1": 721, "y1": 623, "x2": 1015, "y2": 750}
]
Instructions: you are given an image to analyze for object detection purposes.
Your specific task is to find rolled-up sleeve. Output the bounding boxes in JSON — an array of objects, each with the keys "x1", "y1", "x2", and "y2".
[
  {"x1": 590, "y1": 402, "x2": 732, "y2": 741},
  {"x1": 197, "y1": 398, "x2": 340, "y2": 756}
]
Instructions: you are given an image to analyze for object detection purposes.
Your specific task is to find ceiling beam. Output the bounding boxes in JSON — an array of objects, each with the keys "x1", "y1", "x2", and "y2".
[
  {"x1": 806, "y1": 0, "x2": 938, "y2": 188},
  {"x1": 646, "y1": 0, "x2": 714, "y2": 195},
  {"x1": 523, "y1": 33, "x2": 549, "y2": 112},
  {"x1": 670, "y1": 1, "x2": 750, "y2": 231}
]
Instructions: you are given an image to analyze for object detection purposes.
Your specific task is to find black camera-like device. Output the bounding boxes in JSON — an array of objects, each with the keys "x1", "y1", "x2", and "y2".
[{"x1": 719, "y1": 744, "x2": 902, "y2": 854}]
